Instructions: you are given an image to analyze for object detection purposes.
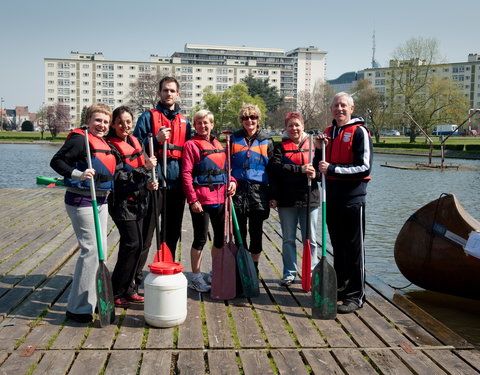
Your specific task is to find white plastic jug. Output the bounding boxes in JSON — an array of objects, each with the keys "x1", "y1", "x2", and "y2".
[{"x1": 144, "y1": 261, "x2": 187, "y2": 328}]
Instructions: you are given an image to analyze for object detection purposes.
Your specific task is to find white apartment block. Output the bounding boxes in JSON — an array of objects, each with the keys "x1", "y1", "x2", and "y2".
[
  {"x1": 358, "y1": 53, "x2": 480, "y2": 110},
  {"x1": 44, "y1": 44, "x2": 327, "y2": 126}
]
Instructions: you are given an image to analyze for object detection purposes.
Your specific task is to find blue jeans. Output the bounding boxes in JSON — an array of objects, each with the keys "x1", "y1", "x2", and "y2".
[{"x1": 278, "y1": 206, "x2": 319, "y2": 279}]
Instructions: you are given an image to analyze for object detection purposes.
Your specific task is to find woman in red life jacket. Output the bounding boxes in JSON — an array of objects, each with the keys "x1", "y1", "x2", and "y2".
[
  {"x1": 106, "y1": 106, "x2": 159, "y2": 308},
  {"x1": 181, "y1": 110, "x2": 236, "y2": 293},
  {"x1": 268, "y1": 112, "x2": 321, "y2": 286},
  {"x1": 50, "y1": 103, "x2": 115, "y2": 323}
]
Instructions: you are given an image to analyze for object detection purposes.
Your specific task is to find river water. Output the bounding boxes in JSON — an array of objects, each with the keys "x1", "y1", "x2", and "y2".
[{"x1": 1, "y1": 143, "x2": 479, "y2": 346}]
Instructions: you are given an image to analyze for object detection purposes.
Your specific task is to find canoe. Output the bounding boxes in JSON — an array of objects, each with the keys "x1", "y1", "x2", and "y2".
[
  {"x1": 36, "y1": 176, "x2": 65, "y2": 186},
  {"x1": 394, "y1": 193, "x2": 480, "y2": 300}
]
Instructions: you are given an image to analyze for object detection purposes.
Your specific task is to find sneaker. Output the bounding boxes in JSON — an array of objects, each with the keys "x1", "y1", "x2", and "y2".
[
  {"x1": 189, "y1": 274, "x2": 211, "y2": 292},
  {"x1": 207, "y1": 271, "x2": 213, "y2": 285},
  {"x1": 126, "y1": 293, "x2": 144, "y2": 303},
  {"x1": 337, "y1": 301, "x2": 360, "y2": 314},
  {"x1": 114, "y1": 297, "x2": 131, "y2": 308},
  {"x1": 66, "y1": 310, "x2": 93, "y2": 323},
  {"x1": 279, "y1": 277, "x2": 294, "y2": 287}
]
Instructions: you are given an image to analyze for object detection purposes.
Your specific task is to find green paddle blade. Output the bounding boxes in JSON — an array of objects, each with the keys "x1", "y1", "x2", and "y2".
[
  {"x1": 311, "y1": 257, "x2": 337, "y2": 320},
  {"x1": 96, "y1": 263, "x2": 115, "y2": 326}
]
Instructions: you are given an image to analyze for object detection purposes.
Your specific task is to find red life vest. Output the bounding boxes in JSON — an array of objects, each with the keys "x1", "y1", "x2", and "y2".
[
  {"x1": 191, "y1": 137, "x2": 227, "y2": 189},
  {"x1": 107, "y1": 135, "x2": 146, "y2": 171},
  {"x1": 64, "y1": 128, "x2": 116, "y2": 191},
  {"x1": 324, "y1": 123, "x2": 371, "y2": 181},
  {"x1": 150, "y1": 110, "x2": 187, "y2": 159},
  {"x1": 280, "y1": 137, "x2": 312, "y2": 165}
]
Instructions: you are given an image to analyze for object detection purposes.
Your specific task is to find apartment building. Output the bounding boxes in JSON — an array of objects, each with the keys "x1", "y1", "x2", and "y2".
[
  {"x1": 331, "y1": 54, "x2": 480, "y2": 110},
  {"x1": 44, "y1": 44, "x2": 327, "y2": 126}
]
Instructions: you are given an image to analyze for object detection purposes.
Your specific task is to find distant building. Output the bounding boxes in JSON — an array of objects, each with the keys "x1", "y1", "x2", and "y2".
[
  {"x1": 327, "y1": 71, "x2": 359, "y2": 93},
  {"x1": 1, "y1": 106, "x2": 36, "y2": 130},
  {"x1": 44, "y1": 44, "x2": 327, "y2": 126}
]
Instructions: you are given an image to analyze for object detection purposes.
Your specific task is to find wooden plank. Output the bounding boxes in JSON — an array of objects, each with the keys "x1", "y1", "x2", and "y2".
[
  {"x1": 105, "y1": 350, "x2": 141, "y2": 375},
  {"x1": 49, "y1": 321, "x2": 89, "y2": 350},
  {"x1": 394, "y1": 348, "x2": 446, "y2": 375},
  {"x1": 0, "y1": 351, "x2": 41, "y2": 374},
  {"x1": 83, "y1": 318, "x2": 117, "y2": 349},
  {"x1": 177, "y1": 287, "x2": 204, "y2": 349},
  {"x1": 0, "y1": 274, "x2": 46, "y2": 318},
  {"x1": 270, "y1": 349, "x2": 308, "y2": 375},
  {"x1": 229, "y1": 299, "x2": 265, "y2": 348},
  {"x1": 68, "y1": 350, "x2": 108, "y2": 375},
  {"x1": 454, "y1": 349, "x2": 480, "y2": 371},
  {"x1": 425, "y1": 349, "x2": 480, "y2": 375},
  {"x1": 208, "y1": 350, "x2": 240, "y2": 375},
  {"x1": 364, "y1": 349, "x2": 415, "y2": 375},
  {"x1": 336, "y1": 311, "x2": 386, "y2": 348},
  {"x1": 332, "y1": 348, "x2": 379, "y2": 375},
  {"x1": 239, "y1": 349, "x2": 274, "y2": 375},
  {"x1": 259, "y1": 240, "x2": 326, "y2": 348},
  {"x1": 177, "y1": 350, "x2": 206, "y2": 374},
  {"x1": 113, "y1": 304, "x2": 145, "y2": 349},
  {"x1": 203, "y1": 295, "x2": 235, "y2": 349},
  {"x1": 32, "y1": 350, "x2": 76, "y2": 375},
  {"x1": 302, "y1": 349, "x2": 345, "y2": 374},
  {"x1": 146, "y1": 326, "x2": 174, "y2": 349},
  {"x1": 140, "y1": 350, "x2": 172, "y2": 375}
]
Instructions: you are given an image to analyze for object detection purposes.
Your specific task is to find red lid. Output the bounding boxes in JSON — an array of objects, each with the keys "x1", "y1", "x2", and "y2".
[{"x1": 148, "y1": 261, "x2": 184, "y2": 275}]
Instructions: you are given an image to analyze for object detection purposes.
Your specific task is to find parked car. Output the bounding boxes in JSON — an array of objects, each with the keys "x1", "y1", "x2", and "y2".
[{"x1": 380, "y1": 129, "x2": 400, "y2": 136}]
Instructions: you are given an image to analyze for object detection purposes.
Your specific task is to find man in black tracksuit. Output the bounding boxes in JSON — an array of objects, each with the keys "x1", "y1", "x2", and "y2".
[{"x1": 318, "y1": 92, "x2": 373, "y2": 314}]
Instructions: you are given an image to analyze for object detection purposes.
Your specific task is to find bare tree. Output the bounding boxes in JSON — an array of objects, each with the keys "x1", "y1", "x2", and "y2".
[
  {"x1": 46, "y1": 103, "x2": 70, "y2": 138},
  {"x1": 297, "y1": 82, "x2": 334, "y2": 131},
  {"x1": 127, "y1": 71, "x2": 170, "y2": 114}
]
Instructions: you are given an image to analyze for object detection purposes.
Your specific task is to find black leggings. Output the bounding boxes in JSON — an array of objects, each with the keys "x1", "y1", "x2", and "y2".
[
  {"x1": 190, "y1": 204, "x2": 225, "y2": 250},
  {"x1": 234, "y1": 209, "x2": 269, "y2": 254}
]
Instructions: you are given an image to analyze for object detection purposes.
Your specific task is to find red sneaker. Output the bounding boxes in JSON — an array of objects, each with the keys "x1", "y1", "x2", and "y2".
[
  {"x1": 114, "y1": 297, "x2": 131, "y2": 308},
  {"x1": 126, "y1": 293, "x2": 144, "y2": 303}
]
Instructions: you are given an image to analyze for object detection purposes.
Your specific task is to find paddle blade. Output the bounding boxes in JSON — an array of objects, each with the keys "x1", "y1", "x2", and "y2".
[
  {"x1": 96, "y1": 262, "x2": 115, "y2": 326},
  {"x1": 302, "y1": 239, "x2": 312, "y2": 292},
  {"x1": 46, "y1": 183, "x2": 56, "y2": 188},
  {"x1": 236, "y1": 244, "x2": 260, "y2": 298},
  {"x1": 153, "y1": 242, "x2": 173, "y2": 263},
  {"x1": 311, "y1": 257, "x2": 337, "y2": 320},
  {"x1": 210, "y1": 241, "x2": 237, "y2": 300}
]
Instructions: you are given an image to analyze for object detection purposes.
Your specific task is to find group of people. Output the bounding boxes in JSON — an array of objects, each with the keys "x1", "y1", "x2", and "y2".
[{"x1": 51, "y1": 75, "x2": 372, "y2": 323}]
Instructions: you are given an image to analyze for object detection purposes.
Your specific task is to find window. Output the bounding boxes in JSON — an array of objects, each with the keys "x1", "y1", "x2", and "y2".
[
  {"x1": 82, "y1": 73, "x2": 89, "y2": 77},
  {"x1": 82, "y1": 64, "x2": 90, "y2": 69},
  {"x1": 102, "y1": 64, "x2": 114, "y2": 70},
  {"x1": 47, "y1": 63, "x2": 54, "y2": 67},
  {"x1": 48, "y1": 72, "x2": 54, "y2": 76},
  {"x1": 117, "y1": 74, "x2": 123, "y2": 78}
]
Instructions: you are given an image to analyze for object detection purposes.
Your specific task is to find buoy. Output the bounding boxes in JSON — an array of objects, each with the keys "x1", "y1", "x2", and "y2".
[{"x1": 144, "y1": 261, "x2": 187, "y2": 328}]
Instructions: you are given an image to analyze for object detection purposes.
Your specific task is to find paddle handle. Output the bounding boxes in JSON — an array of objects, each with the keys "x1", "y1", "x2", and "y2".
[
  {"x1": 321, "y1": 139, "x2": 327, "y2": 258},
  {"x1": 84, "y1": 129, "x2": 105, "y2": 262},
  {"x1": 148, "y1": 133, "x2": 156, "y2": 182},
  {"x1": 162, "y1": 128, "x2": 167, "y2": 189},
  {"x1": 230, "y1": 202, "x2": 244, "y2": 247}
]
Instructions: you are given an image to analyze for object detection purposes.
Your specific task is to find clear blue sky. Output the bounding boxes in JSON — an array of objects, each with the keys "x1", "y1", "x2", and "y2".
[{"x1": 1, "y1": 0, "x2": 478, "y2": 112}]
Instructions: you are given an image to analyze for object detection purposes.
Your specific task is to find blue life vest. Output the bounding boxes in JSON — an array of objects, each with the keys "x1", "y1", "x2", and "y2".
[{"x1": 231, "y1": 133, "x2": 269, "y2": 184}]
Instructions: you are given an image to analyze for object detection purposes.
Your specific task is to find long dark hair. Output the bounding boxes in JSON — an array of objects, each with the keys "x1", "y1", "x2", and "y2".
[{"x1": 107, "y1": 106, "x2": 134, "y2": 138}]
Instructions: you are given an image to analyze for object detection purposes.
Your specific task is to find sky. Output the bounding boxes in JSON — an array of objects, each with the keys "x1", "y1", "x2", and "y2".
[{"x1": 1, "y1": 0, "x2": 479, "y2": 112}]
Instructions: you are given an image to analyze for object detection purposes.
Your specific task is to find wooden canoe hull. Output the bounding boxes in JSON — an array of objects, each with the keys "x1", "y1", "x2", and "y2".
[{"x1": 394, "y1": 194, "x2": 480, "y2": 300}]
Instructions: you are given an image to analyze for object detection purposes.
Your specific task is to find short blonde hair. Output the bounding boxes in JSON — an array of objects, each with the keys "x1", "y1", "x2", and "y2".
[
  {"x1": 193, "y1": 109, "x2": 214, "y2": 124},
  {"x1": 238, "y1": 103, "x2": 262, "y2": 124},
  {"x1": 86, "y1": 103, "x2": 112, "y2": 123}
]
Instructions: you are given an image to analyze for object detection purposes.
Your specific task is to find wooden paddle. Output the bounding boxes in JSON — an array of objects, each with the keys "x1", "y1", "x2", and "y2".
[
  {"x1": 311, "y1": 138, "x2": 337, "y2": 319},
  {"x1": 151, "y1": 132, "x2": 173, "y2": 263},
  {"x1": 84, "y1": 129, "x2": 115, "y2": 326},
  {"x1": 301, "y1": 133, "x2": 313, "y2": 292},
  {"x1": 210, "y1": 131, "x2": 237, "y2": 300}
]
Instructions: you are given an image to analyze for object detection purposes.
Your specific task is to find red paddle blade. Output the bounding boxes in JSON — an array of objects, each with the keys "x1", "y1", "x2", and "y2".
[
  {"x1": 154, "y1": 242, "x2": 173, "y2": 263},
  {"x1": 302, "y1": 239, "x2": 312, "y2": 292},
  {"x1": 46, "y1": 183, "x2": 56, "y2": 188}
]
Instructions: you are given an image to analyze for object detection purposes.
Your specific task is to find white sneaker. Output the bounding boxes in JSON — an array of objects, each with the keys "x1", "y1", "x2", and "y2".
[{"x1": 189, "y1": 274, "x2": 211, "y2": 292}]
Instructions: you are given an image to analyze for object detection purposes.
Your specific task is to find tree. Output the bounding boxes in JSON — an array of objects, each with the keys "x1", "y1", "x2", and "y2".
[
  {"x1": 46, "y1": 103, "x2": 70, "y2": 138},
  {"x1": 389, "y1": 37, "x2": 442, "y2": 142},
  {"x1": 194, "y1": 83, "x2": 266, "y2": 133},
  {"x1": 351, "y1": 79, "x2": 389, "y2": 143},
  {"x1": 36, "y1": 105, "x2": 48, "y2": 140},
  {"x1": 296, "y1": 82, "x2": 334, "y2": 131},
  {"x1": 242, "y1": 74, "x2": 284, "y2": 113},
  {"x1": 127, "y1": 71, "x2": 169, "y2": 114},
  {"x1": 80, "y1": 105, "x2": 88, "y2": 126}
]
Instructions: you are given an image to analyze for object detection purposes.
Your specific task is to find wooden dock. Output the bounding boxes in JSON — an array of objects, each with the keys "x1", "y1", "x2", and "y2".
[{"x1": 1, "y1": 188, "x2": 479, "y2": 375}]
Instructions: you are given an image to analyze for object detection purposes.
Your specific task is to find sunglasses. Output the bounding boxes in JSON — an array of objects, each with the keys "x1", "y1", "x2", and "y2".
[{"x1": 241, "y1": 115, "x2": 259, "y2": 121}]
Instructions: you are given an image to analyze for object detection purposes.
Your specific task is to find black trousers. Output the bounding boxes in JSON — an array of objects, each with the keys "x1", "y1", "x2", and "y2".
[
  {"x1": 111, "y1": 218, "x2": 144, "y2": 298},
  {"x1": 141, "y1": 187, "x2": 186, "y2": 262},
  {"x1": 235, "y1": 209, "x2": 269, "y2": 254},
  {"x1": 326, "y1": 202, "x2": 366, "y2": 307}
]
